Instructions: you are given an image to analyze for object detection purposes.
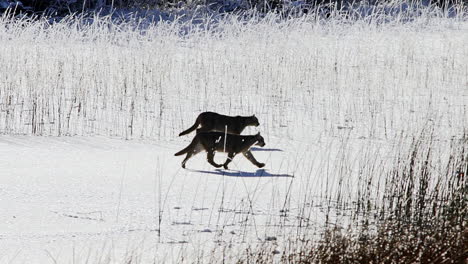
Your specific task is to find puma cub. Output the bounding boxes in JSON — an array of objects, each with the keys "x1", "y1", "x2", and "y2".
[
  {"x1": 174, "y1": 132, "x2": 266, "y2": 169},
  {"x1": 179, "y1": 112, "x2": 259, "y2": 136}
]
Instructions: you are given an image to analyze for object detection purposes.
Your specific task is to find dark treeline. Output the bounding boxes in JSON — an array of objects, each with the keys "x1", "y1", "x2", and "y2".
[{"x1": 0, "y1": 0, "x2": 466, "y2": 16}]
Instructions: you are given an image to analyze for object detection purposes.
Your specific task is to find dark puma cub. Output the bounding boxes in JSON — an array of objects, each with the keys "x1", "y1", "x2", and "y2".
[
  {"x1": 179, "y1": 112, "x2": 259, "y2": 136},
  {"x1": 174, "y1": 132, "x2": 266, "y2": 169}
]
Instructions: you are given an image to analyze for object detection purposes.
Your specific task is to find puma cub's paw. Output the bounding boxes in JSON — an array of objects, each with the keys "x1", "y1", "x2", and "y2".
[{"x1": 257, "y1": 163, "x2": 265, "y2": 168}]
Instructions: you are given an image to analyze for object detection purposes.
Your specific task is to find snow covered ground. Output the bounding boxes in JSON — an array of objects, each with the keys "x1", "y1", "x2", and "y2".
[
  {"x1": 0, "y1": 10, "x2": 467, "y2": 263},
  {"x1": 0, "y1": 135, "x2": 317, "y2": 262}
]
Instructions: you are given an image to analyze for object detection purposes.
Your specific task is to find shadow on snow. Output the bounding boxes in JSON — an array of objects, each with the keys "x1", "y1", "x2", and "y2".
[
  {"x1": 188, "y1": 168, "x2": 293, "y2": 178},
  {"x1": 250, "y1": 147, "x2": 283, "y2": 152}
]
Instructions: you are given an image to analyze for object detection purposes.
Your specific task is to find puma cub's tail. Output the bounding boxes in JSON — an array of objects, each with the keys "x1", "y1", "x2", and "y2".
[
  {"x1": 179, "y1": 116, "x2": 201, "y2": 136},
  {"x1": 174, "y1": 146, "x2": 189, "y2": 156},
  {"x1": 174, "y1": 137, "x2": 198, "y2": 156}
]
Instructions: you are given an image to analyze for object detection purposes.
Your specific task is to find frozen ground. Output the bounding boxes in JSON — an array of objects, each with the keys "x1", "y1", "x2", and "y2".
[
  {"x1": 0, "y1": 9, "x2": 467, "y2": 263},
  {"x1": 0, "y1": 135, "x2": 324, "y2": 263},
  {"x1": 0, "y1": 129, "x2": 464, "y2": 262}
]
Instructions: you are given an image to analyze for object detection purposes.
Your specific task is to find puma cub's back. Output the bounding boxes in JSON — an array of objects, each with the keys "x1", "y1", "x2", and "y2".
[
  {"x1": 175, "y1": 132, "x2": 265, "y2": 169},
  {"x1": 179, "y1": 112, "x2": 259, "y2": 136}
]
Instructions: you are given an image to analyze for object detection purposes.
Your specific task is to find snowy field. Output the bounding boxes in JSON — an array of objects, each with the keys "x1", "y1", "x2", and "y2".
[{"x1": 0, "y1": 10, "x2": 467, "y2": 263}]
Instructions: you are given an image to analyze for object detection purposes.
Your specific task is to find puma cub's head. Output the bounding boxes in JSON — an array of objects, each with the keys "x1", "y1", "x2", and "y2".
[
  {"x1": 248, "y1": 115, "x2": 260, "y2": 127},
  {"x1": 255, "y1": 133, "x2": 266, "y2": 147}
]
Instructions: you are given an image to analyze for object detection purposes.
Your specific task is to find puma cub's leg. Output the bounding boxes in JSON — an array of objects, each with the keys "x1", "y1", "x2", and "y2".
[
  {"x1": 207, "y1": 150, "x2": 223, "y2": 168},
  {"x1": 181, "y1": 143, "x2": 203, "y2": 169},
  {"x1": 181, "y1": 153, "x2": 191, "y2": 168},
  {"x1": 223, "y1": 152, "x2": 236, "y2": 169},
  {"x1": 243, "y1": 151, "x2": 265, "y2": 168}
]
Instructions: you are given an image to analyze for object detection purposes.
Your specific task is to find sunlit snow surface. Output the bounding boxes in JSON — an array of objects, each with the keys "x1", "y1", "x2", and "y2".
[
  {"x1": 0, "y1": 11, "x2": 467, "y2": 263},
  {"x1": 0, "y1": 136, "x2": 302, "y2": 262}
]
